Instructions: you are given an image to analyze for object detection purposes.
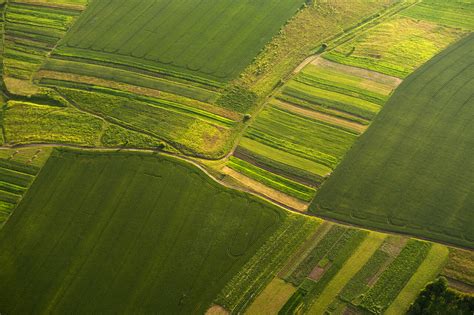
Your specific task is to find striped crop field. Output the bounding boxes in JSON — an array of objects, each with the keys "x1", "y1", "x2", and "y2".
[
  {"x1": 311, "y1": 33, "x2": 474, "y2": 249},
  {"x1": 243, "y1": 221, "x2": 454, "y2": 315},
  {"x1": 3, "y1": 1, "x2": 85, "y2": 93},
  {"x1": 227, "y1": 58, "x2": 400, "y2": 204}
]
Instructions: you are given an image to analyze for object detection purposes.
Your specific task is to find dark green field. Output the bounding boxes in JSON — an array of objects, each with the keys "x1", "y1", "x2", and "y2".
[
  {"x1": 310, "y1": 34, "x2": 474, "y2": 249},
  {"x1": 57, "y1": 0, "x2": 304, "y2": 83},
  {"x1": 0, "y1": 149, "x2": 284, "y2": 314}
]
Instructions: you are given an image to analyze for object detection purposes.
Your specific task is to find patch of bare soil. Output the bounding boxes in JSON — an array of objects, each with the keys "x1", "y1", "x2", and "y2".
[
  {"x1": 205, "y1": 304, "x2": 230, "y2": 315},
  {"x1": 308, "y1": 263, "x2": 330, "y2": 281}
]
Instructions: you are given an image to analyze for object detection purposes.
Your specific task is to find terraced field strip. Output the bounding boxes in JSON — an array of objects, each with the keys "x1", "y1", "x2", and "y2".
[
  {"x1": 386, "y1": 243, "x2": 449, "y2": 314},
  {"x1": 307, "y1": 232, "x2": 386, "y2": 314},
  {"x1": 0, "y1": 148, "x2": 288, "y2": 314},
  {"x1": 54, "y1": 0, "x2": 305, "y2": 83},
  {"x1": 3, "y1": 1, "x2": 83, "y2": 85},
  {"x1": 312, "y1": 33, "x2": 474, "y2": 249}
]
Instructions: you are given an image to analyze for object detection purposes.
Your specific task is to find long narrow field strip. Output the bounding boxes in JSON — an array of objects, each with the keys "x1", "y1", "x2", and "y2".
[
  {"x1": 39, "y1": 58, "x2": 222, "y2": 103},
  {"x1": 229, "y1": 57, "x2": 398, "y2": 203},
  {"x1": 311, "y1": 33, "x2": 474, "y2": 249},
  {"x1": 0, "y1": 149, "x2": 287, "y2": 314},
  {"x1": 307, "y1": 232, "x2": 386, "y2": 314},
  {"x1": 55, "y1": 0, "x2": 305, "y2": 83},
  {"x1": 386, "y1": 244, "x2": 449, "y2": 315}
]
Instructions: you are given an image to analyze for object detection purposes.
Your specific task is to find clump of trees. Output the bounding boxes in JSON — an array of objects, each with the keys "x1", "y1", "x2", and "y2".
[{"x1": 407, "y1": 277, "x2": 474, "y2": 314}]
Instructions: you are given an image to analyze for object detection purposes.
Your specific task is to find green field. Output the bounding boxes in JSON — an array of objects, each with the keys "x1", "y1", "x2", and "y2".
[
  {"x1": 55, "y1": 0, "x2": 304, "y2": 83},
  {"x1": 229, "y1": 57, "x2": 397, "y2": 201},
  {"x1": 311, "y1": 34, "x2": 474, "y2": 249},
  {"x1": 0, "y1": 149, "x2": 287, "y2": 314},
  {"x1": 323, "y1": 14, "x2": 466, "y2": 78}
]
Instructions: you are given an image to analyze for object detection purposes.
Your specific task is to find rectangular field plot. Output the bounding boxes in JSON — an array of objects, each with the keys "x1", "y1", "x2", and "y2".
[
  {"x1": 0, "y1": 149, "x2": 286, "y2": 314},
  {"x1": 56, "y1": 0, "x2": 304, "y2": 83},
  {"x1": 311, "y1": 34, "x2": 474, "y2": 249}
]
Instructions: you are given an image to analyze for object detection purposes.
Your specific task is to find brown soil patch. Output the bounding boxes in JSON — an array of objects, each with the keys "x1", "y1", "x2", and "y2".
[
  {"x1": 205, "y1": 304, "x2": 229, "y2": 315},
  {"x1": 272, "y1": 99, "x2": 367, "y2": 134},
  {"x1": 221, "y1": 166, "x2": 308, "y2": 211},
  {"x1": 312, "y1": 57, "x2": 402, "y2": 88},
  {"x1": 36, "y1": 70, "x2": 241, "y2": 121},
  {"x1": 308, "y1": 264, "x2": 329, "y2": 281}
]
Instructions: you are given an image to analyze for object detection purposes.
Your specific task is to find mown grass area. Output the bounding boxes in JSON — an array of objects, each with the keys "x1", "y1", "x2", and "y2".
[
  {"x1": 3, "y1": 2, "x2": 82, "y2": 83},
  {"x1": 400, "y1": 0, "x2": 474, "y2": 30},
  {"x1": 0, "y1": 148, "x2": 287, "y2": 314},
  {"x1": 56, "y1": 0, "x2": 305, "y2": 83},
  {"x1": 311, "y1": 33, "x2": 474, "y2": 249},
  {"x1": 0, "y1": 147, "x2": 50, "y2": 226},
  {"x1": 323, "y1": 15, "x2": 466, "y2": 78}
]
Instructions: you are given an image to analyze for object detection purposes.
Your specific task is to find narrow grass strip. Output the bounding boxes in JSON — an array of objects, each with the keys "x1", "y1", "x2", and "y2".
[
  {"x1": 307, "y1": 232, "x2": 386, "y2": 314},
  {"x1": 385, "y1": 244, "x2": 449, "y2": 315}
]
